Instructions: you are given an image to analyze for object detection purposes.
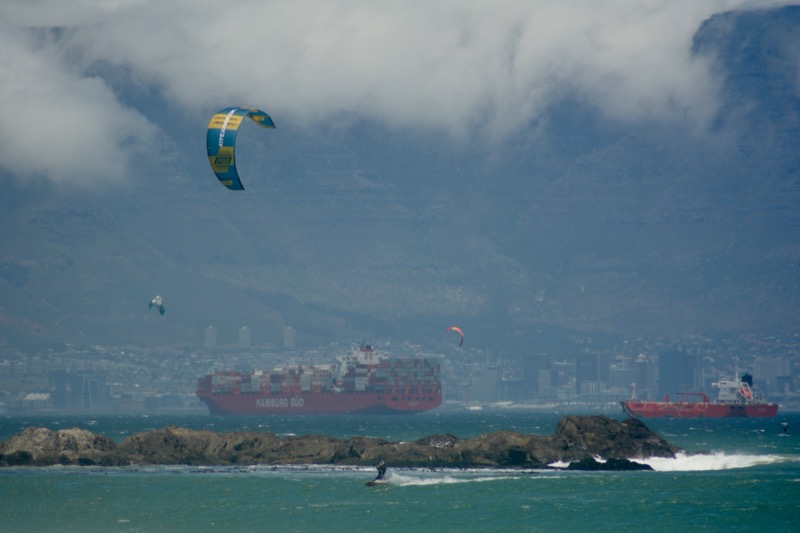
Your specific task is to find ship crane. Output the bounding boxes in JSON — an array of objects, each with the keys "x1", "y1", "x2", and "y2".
[{"x1": 677, "y1": 392, "x2": 710, "y2": 403}]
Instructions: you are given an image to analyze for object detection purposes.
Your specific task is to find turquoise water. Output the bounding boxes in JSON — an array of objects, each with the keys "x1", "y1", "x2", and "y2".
[{"x1": 2, "y1": 411, "x2": 799, "y2": 532}]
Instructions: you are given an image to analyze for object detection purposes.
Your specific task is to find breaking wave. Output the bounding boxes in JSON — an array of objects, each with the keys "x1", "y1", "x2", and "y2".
[
  {"x1": 634, "y1": 452, "x2": 797, "y2": 472},
  {"x1": 545, "y1": 452, "x2": 798, "y2": 472}
]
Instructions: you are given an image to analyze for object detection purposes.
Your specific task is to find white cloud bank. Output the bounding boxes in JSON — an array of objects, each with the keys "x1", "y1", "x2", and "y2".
[
  {"x1": 0, "y1": 22, "x2": 158, "y2": 185},
  {"x1": 0, "y1": 0, "x2": 788, "y2": 185}
]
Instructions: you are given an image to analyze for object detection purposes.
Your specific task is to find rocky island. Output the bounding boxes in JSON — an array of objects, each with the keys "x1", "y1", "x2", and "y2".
[{"x1": 0, "y1": 415, "x2": 680, "y2": 470}]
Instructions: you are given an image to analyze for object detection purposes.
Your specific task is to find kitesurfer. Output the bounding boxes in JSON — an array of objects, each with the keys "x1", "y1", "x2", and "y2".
[
  {"x1": 149, "y1": 295, "x2": 165, "y2": 315},
  {"x1": 375, "y1": 460, "x2": 387, "y2": 481}
]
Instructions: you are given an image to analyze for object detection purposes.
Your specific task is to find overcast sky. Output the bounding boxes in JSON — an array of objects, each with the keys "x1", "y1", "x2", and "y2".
[{"x1": 0, "y1": 0, "x2": 789, "y2": 186}]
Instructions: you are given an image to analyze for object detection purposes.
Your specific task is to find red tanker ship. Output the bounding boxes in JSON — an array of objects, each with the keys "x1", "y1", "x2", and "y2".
[
  {"x1": 196, "y1": 343, "x2": 442, "y2": 415},
  {"x1": 621, "y1": 372, "x2": 778, "y2": 418}
]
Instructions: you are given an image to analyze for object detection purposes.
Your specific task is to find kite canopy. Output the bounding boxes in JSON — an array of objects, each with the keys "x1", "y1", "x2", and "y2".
[
  {"x1": 445, "y1": 326, "x2": 464, "y2": 347},
  {"x1": 149, "y1": 295, "x2": 165, "y2": 316},
  {"x1": 206, "y1": 107, "x2": 276, "y2": 190}
]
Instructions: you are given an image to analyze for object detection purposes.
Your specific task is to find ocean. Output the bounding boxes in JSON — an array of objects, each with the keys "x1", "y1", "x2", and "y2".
[{"x1": 2, "y1": 409, "x2": 798, "y2": 532}]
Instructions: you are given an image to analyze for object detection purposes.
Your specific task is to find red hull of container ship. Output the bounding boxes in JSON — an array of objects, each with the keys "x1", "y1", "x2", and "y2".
[
  {"x1": 197, "y1": 390, "x2": 441, "y2": 415},
  {"x1": 620, "y1": 400, "x2": 778, "y2": 418}
]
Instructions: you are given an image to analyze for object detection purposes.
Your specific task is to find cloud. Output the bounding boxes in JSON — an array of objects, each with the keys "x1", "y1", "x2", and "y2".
[
  {"x1": 0, "y1": 22, "x2": 158, "y2": 186},
  {"x1": 0, "y1": 0, "x2": 787, "y2": 185}
]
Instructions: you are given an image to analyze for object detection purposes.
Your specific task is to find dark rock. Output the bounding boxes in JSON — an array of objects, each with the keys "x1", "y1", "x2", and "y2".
[
  {"x1": 1, "y1": 450, "x2": 33, "y2": 466},
  {"x1": 507, "y1": 446, "x2": 528, "y2": 466},
  {"x1": 566, "y1": 457, "x2": 654, "y2": 471},
  {"x1": 0, "y1": 415, "x2": 681, "y2": 468},
  {"x1": 604, "y1": 458, "x2": 654, "y2": 471}
]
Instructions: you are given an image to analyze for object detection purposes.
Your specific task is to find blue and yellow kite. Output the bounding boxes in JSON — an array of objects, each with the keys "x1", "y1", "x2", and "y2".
[{"x1": 206, "y1": 107, "x2": 276, "y2": 190}]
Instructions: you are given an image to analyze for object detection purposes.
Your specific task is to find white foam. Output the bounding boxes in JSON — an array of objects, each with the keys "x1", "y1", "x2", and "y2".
[
  {"x1": 633, "y1": 452, "x2": 796, "y2": 472},
  {"x1": 387, "y1": 471, "x2": 518, "y2": 486}
]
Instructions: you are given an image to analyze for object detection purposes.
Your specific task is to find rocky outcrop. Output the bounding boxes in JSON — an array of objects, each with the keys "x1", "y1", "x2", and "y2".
[
  {"x1": 0, "y1": 427, "x2": 123, "y2": 466},
  {"x1": 551, "y1": 415, "x2": 674, "y2": 461},
  {"x1": 0, "y1": 415, "x2": 680, "y2": 468}
]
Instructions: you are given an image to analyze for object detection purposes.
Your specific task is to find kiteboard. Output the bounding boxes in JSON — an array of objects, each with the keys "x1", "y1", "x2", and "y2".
[{"x1": 365, "y1": 479, "x2": 389, "y2": 487}]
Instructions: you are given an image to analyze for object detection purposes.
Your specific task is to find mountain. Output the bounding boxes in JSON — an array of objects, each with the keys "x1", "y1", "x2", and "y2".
[{"x1": 1, "y1": 6, "x2": 799, "y2": 354}]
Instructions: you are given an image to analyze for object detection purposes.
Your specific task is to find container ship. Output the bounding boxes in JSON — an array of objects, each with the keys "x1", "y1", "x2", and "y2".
[
  {"x1": 621, "y1": 372, "x2": 779, "y2": 418},
  {"x1": 196, "y1": 343, "x2": 442, "y2": 415}
]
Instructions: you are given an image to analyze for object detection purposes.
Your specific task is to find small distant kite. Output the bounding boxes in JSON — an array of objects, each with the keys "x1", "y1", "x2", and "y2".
[
  {"x1": 149, "y1": 295, "x2": 165, "y2": 316},
  {"x1": 206, "y1": 106, "x2": 276, "y2": 190},
  {"x1": 445, "y1": 326, "x2": 464, "y2": 347}
]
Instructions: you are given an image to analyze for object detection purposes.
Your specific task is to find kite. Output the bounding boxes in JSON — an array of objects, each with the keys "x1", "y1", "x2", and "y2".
[
  {"x1": 445, "y1": 326, "x2": 464, "y2": 347},
  {"x1": 206, "y1": 107, "x2": 276, "y2": 190},
  {"x1": 149, "y1": 295, "x2": 165, "y2": 316}
]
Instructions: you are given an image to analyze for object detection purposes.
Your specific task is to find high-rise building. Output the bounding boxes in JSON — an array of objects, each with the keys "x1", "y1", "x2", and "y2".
[
  {"x1": 754, "y1": 356, "x2": 792, "y2": 393},
  {"x1": 49, "y1": 370, "x2": 109, "y2": 409},
  {"x1": 632, "y1": 354, "x2": 658, "y2": 399},
  {"x1": 205, "y1": 326, "x2": 217, "y2": 348},
  {"x1": 575, "y1": 353, "x2": 600, "y2": 395},
  {"x1": 239, "y1": 326, "x2": 251, "y2": 347},
  {"x1": 658, "y1": 349, "x2": 700, "y2": 397},
  {"x1": 283, "y1": 326, "x2": 296, "y2": 349}
]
